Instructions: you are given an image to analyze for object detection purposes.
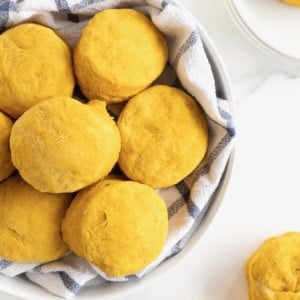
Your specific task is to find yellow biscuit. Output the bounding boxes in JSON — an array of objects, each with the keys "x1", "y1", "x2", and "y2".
[
  {"x1": 0, "y1": 111, "x2": 15, "y2": 182},
  {"x1": 0, "y1": 174, "x2": 72, "y2": 263},
  {"x1": 62, "y1": 179, "x2": 168, "y2": 277},
  {"x1": 74, "y1": 9, "x2": 168, "y2": 103},
  {"x1": 10, "y1": 97, "x2": 121, "y2": 193},
  {"x1": 0, "y1": 23, "x2": 75, "y2": 118},
  {"x1": 281, "y1": 0, "x2": 300, "y2": 6},
  {"x1": 246, "y1": 232, "x2": 300, "y2": 300},
  {"x1": 117, "y1": 85, "x2": 208, "y2": 188}
]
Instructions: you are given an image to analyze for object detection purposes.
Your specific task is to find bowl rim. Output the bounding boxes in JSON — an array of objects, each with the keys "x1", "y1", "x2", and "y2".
[
  {"x1": 224, "y1": 0, "x2": 300, "y2": 66},
  {"x1": 0, "y1": 10, "x2": 236, "y2": 300}
]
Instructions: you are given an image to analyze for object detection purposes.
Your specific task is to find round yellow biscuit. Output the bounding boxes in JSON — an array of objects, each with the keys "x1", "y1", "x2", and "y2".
[
  {"x1": 0, "y1": 23, "x2": 75, "y2": 118},
  {"x1": 281, "y1": 0, "x2": 300, "y2": 6},
  {"x1": 10, "y1": 97, "x2": 121, "y2": 193},
  {"x1": 0, "y1": 174, "x2": 72, "y2": 263},
  {"x1": 246, "y1": 232, "x2": 300, "y2": 300},
  {"x1": 0, "y1": 111, "x2": 15, "y2": 182},
  {"x1": 62, "y1": 179, "x2": 168, "y2": 277},
  {"x1": 117, "y1": 85, "x2": 208, "y2": 188},
  {"x1": 74, "y1": 9, "x2": 168, "y2": 103}
]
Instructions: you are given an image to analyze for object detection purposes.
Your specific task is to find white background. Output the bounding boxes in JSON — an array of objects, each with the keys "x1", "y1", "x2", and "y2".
[{"x1": 2, "y1": 0, "x2": 300, "y2": 299}]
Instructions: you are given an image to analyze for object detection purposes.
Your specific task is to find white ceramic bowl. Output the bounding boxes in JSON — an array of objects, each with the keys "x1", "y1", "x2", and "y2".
[
  {"x1": 225, "y1": 0, "x2": 300, "y2": 65},
  {"x1": 0, "y1": 12, "x2": 235, "y2": 300}
]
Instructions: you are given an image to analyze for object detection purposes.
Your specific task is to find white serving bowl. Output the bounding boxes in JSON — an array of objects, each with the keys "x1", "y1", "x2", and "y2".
[
  {"x1": 0, "y1": 12, "x2": 235, "y2": 300},
  {"x1": 225, "y1": 0, "x2": 300, "y2": 65}
]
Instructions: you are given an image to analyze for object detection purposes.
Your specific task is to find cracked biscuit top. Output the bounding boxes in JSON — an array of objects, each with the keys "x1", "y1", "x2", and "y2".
[
  {"x1": 10, "y1": 97, "x2": 121, "y2": 193},
  {"x1": 0, "y1": 174, "x2": 72, "y2": 263},
  {"x1": 246, "y1": 232, "x2": 300, "y2": 300},
  {"x1": 62, "y1": 179, "x2": 168, "y2": 277}
]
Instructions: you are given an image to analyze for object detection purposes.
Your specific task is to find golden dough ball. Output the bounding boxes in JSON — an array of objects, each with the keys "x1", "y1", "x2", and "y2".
[
  {"x1": 74, "y1": 9, "x2": 168, "y2": 103},
  {"x1": 117, "y1": 85, "x2": 208, "y2": 189},
  {"x1": 10, "y1": 97, "x2": 121, "y2": 193},
  {"x1": 0, "y1": 174, "x2": 72, "y2": 263},
  {"x1": 0, "y1": 111, "x2": 15, "y2": 182},
  {"x1": 0, "y1": 23, "x2": 75, "y2": 118},
  {"x1": 62, "y1": 179, "x2": 168, "y2": 277},
  {"x1": 246, "y1": 232, "x2": 300, "y2": 300}
]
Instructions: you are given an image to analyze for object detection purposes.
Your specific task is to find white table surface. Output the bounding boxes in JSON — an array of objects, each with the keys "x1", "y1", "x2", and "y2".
[{"x1": 3, "y1": 0, "x2": 300, "y2": 299}]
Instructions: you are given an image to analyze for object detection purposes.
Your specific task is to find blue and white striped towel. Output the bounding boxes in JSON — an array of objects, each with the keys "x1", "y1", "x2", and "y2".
[{"x1": 0, "y1": 0, "x2": 235, "y2": 298}]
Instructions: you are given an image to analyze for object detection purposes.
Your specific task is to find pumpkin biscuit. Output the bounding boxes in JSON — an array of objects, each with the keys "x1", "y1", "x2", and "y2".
[
  {"x1": 10, "y1": 97, "x2": 121, "y2": 193},
  {"x1": 0, "y1": 111, "x2": 15, "y2": 182},
  {"x1": 246, "y1": 232, "x2": 300, "y2": 300},
  {"x1": 0, "y1": 23, "x2": 75, "y2": 118},
  {"x1": 62, "y1": 179, "x2": 168, "y2": 277},
  {"x1": 281, "y1": 0, "x2": 300, "y2": 6},
  {"x1": 117, "y1": 85, "x2": 208, "y2": 188},
  {"x1": 74, "y1": 9, "x2": 168, "y2": 103},
  {"x1": 0, "y1": 174, "x2": 72, "y2": 263}
]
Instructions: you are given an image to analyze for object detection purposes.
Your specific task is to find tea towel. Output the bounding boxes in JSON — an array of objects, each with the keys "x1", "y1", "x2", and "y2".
[{"x1": 0, "y1": 0, "x2": 235, "y2": 298}]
